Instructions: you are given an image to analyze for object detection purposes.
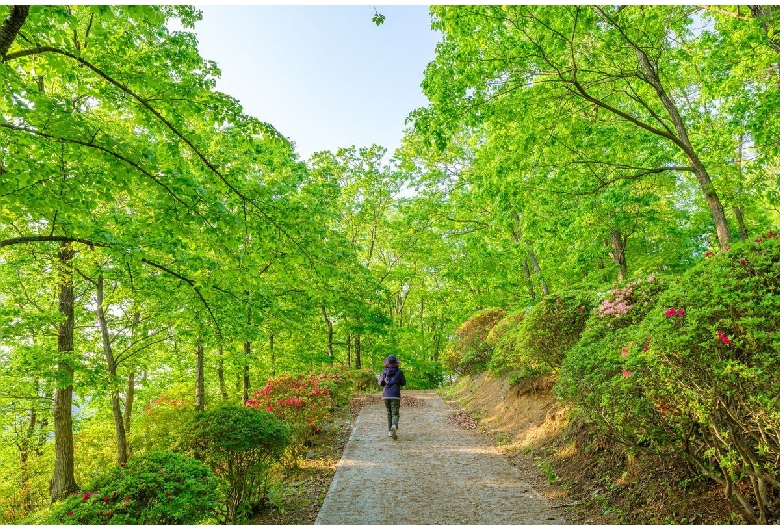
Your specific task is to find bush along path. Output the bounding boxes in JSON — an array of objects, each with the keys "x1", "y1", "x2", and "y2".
[{"x1": 314, "y1": 391, "x2": 564, "y2": 525}]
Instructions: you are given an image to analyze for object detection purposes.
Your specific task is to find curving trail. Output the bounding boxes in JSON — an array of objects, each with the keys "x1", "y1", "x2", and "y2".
[{"x1": 315, "y1": 390, "x2": 565, "y2": 525}]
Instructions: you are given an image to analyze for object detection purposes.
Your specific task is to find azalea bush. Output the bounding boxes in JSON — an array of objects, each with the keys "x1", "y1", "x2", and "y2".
[
  {"x1": 486, "y1": 309, "x2": 527, "y2": 376},
  {"x1": 515, "y1": 291, "x2": 592, "y2": 372},
  {"x1": 190, "y1": 405, "x2": 290, "y2": 524},
  {"x1": 318, "y1": 364, "x2": 367, "y2": 406},
  {"x1": 556, "y1": 276, "x2": 669, "y2": 448},
  {"x1": 633, "y1": 233, "x2": 780, "y2": 524},
  {"x1": 132, "y1": 384, "x2": 197, "y2": 454},
  {"x1": 245, "y1": 374, "x2": 335, "y2": 467},
  {"x1": 442, "y1": 308, "x2": 506, "y2": 375},
  {"x1": 41, "y1": 451, "x2": 218, "y2": 525}
]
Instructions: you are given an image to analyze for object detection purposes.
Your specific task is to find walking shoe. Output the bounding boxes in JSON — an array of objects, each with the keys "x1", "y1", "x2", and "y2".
[
  {"x1": 388, "y1": 431, "x2": 393, "y2": 437},
  {"x1": 390, "y1": 425, "x2": 397, "y2": 440}
]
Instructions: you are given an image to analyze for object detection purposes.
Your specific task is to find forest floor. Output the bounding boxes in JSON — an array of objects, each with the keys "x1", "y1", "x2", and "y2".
[{"x1": 254, "y1": 374, "x2": 736, "y2": 525}]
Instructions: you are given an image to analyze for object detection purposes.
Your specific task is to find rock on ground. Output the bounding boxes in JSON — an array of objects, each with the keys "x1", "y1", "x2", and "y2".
[{"x1": 315, "y1": 390, "x2": 565, "y2": 525}]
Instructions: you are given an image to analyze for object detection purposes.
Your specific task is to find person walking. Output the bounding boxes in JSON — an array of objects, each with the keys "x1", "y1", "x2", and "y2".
[{"x1": 378, "y1": 355, "x2": 406, "y2": 440}]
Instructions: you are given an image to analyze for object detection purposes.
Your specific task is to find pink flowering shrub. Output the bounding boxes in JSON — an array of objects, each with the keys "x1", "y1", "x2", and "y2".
[
  {"x1": 246, "y1": 374, "x2": 335, "y2": 467},
  {"x1": 556, "y1": 275, "x2": 669, "y2": 451},
  {"x1": 41, "y1": 451, "x2": 218, "y2": 524},
  {"x1": 594, "y1": 276, "x2": 665, "y2": 326},
  {"x1": 633, "y1": 233, "x2": 780, "y2": 523},
  {"x1": 442, "y1": 308, "x2": 506, "y2": 375}
]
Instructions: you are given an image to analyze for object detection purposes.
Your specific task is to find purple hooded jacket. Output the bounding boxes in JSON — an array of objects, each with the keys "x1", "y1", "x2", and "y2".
[{"x1": 379, "y1": 355, "x2": 406, "y2": 399}]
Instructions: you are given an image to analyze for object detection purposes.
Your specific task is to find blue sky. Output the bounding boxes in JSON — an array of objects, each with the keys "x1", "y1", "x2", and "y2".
[{"x1": 193, "y1": 5, "x2": 441, "y2": 160}]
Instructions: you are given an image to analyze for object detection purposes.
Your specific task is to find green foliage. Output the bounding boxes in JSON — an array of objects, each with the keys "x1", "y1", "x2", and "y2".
[
  {"x1": 516, "y1": 291, "x2": 593, "y2": 372},
  {"x1": 556, "y1": 276, "x2": 670, "y2": 448},
  {"x1": 41, "y1": 451, "x2": 218, "y2": 525},
  {"x1": 246, "y1": 373, "x2": 335, "y2": 467},
  {"x1": 486, "y1": 309, "x2": 526, "y2": 376},
  {"x1": 634, "y1": 234, "x2": 780, "y2": 523},
  {"x1": 190, "y1": 405, "x2": 290, "y2": 524},
  {"x1": 132, "y1": 386, "x2": 198, "y2": 454},
  {"x1": 442, "y1": 308, "x2": 506, "y2": 375}
]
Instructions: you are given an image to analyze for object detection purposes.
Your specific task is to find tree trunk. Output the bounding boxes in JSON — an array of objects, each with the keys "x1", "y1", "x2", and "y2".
[
  {"x1": 609, "y1": 229, "x2": 628, "y2": 281},
  {"x1": 96, "y1": 274, "x2": 128, "y2": 465},
  {"x1": 124, "y1": 370, "x2": 134, "y2": 438},
  {"x1": 354, "y1": 335, "x2": 362, "y2": 369},
  {"x1": 419, "y1": 297, "x2": 425, "y2": 343},
  {"x1": 50, "y1": 242, "x2": 78, "y2": 503},
  {"x1": 195, "y1": 344, "x2": 205, "y2": 412},
  {"x1": 216, "y1": 346, "x2": 228, "y2": 401},
  {"x1": 522, "y1": 260, "x2": 535, "y2": 300},
  {"x1": 243, "y1": 341, "x2": 250, "y2": 404},
  {"x1": 124, "y1": 311, "x2": 140, "y2": 443},
  {"x1": 347, "y1": 333, "x2": 352, "y2": 367},
  {"x1": 269, "y1": 331, "x2": 275, "y2": 378},
  {"x1": 732, "y1": 206, "x2": 748, "y2": 240},
  {"x1": 322, "y1": 304, "x2": 334, "y2": 357},
  {"x1": 633, "y1": 45, "x2": 733, "y2": 248},
  {"x1": 528, "y1": 250, "x2": 548, "y2": 296}
]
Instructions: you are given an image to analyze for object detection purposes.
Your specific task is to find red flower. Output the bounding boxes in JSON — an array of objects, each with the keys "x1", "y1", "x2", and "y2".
[
  {"x1": 103, "y1": 496, "x2": 109, "y2": 503},
  {"x1": 740, "y1": 259, "x2": 746, "y2": 265},
  {"x1": 642, "y1": 343, "x2": 649, "y2": 351},
  {"x1": 578, "y1": 307, "x2": 584, "y2": 312},
  {"x1": 704, "y1": 251, "x2": 713, "y2": 258},
  {"x1": 717, "y1": 330, "x2": 732, "y2": 346},
  {"x1": 676, "y1": 309, "x2": 685, "y2": 317},
  {"x1": 67, "y1": 511, "x2": 73, "y2": 517},
  {"x1": 756, "y1": 237, "x2": 763, "y2": 243},
  {"x1": 82, "y1": 493, "x2": 91, "y2": 501}
]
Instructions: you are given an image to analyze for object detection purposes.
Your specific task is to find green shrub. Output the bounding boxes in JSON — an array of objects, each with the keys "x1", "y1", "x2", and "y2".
[
  {"x1": 190, "y1": 405, "x2": 290, "y2": 524},
  {"x1": 633, "y1": 234, "x2": 780, "y2": 524},
  {"x1": 132, "y1": 384, "x2": 197, "y2": 454},
  {"x1": 556, "y1": 276, "x2": 669, "y2": 447},
  {"x1": 486, "y1": 309, "x2": 526, "y2": 376},
  {"x1": 43, "y1": 451, "x2": 218, "y2": 525},
  {"x1": 516, "y1": 291, "x2": 592, "y2": 372},
  {"x1": 443, "y1": 308, "x2": 506, "y2": 375}
]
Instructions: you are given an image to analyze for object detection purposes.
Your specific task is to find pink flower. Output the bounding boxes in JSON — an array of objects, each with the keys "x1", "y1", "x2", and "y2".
[
  {"x1": 717, "y1": 330, "x2": 732, "y2": 346},
  {"x1": 622, "y1": 370, "x2": 633, "y2": 378},
  {"x1": 676, "y1": 309, "x2": 685, "y2": 317},
  {"x1": 756, "y1": 237, "x2": 763, "y2": 243},
  {"x1": 578, "y1": 307, "x2": 584, "y2": 312},
  {"x1": 642, "y1": 343, "x2": 649, "y2": 351},
  {"x1": 621, "y1": 346, "x2": 629, "y2": 357},
  {"x1": 740, "y1": 259, "x2": 746, "y2": 265}
]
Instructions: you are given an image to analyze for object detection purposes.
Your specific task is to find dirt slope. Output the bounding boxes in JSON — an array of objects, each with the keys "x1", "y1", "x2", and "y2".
[
  {"x1": 442, "y1": 373, "x2": 735, "y2": 525},
  {"x1": 314, "y1": 390, "x2": 565, "y2": 525}
]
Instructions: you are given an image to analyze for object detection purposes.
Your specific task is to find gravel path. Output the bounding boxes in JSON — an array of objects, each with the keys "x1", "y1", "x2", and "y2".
[{"x1": 315, "y1": 390, "x2": 566, "y2": 525}]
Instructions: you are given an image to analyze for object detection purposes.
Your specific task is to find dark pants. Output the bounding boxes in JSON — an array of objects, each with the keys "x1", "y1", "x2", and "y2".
[{"x1": 384, "y1": 398, "x2": 400, "y2": 430}]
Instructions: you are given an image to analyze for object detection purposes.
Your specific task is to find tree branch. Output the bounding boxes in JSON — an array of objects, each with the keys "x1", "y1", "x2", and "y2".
[
  {"x1": 0, "y1": 5, "x2": 29, "y2": 59},
  {"x1": 4, "y1": 45, "x2": 314, "y2": 266}
]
